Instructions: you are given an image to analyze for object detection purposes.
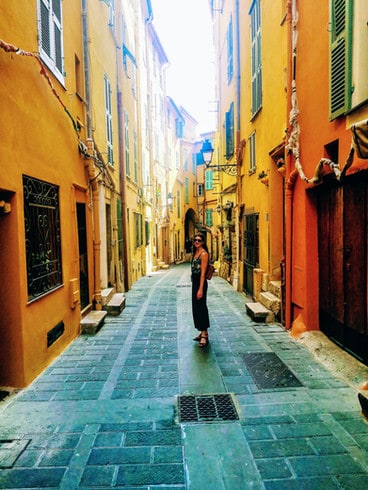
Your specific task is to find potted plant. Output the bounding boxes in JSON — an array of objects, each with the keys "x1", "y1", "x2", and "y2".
[
  {"x1": 276, "y1": 158, "x2": 285, "y2": 176},
  {"x1": 258, "y1": 170, "x2": 269, "y2": 185}
]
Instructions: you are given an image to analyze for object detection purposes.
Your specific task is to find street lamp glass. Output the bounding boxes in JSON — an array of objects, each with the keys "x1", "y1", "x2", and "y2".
[{"x1": 200, "y1": 139, "x2": 214, "y2": 165}]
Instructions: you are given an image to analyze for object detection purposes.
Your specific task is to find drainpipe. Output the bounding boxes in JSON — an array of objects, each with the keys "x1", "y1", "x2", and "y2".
[
  {"x1": 285, "y1": 0, "x2": 295, "y2": 328},
  {"x1": 82, "y1": 0, "x2": 102, "y2": 310},
  {"x1": 234, "y1": 0, "x2": 241, "y2": 290},
  {"x1": 117, "y1": 92, "x2": 129, "y2": 291}
]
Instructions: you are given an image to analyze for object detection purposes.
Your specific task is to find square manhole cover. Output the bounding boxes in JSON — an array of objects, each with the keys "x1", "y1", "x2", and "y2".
[
  {"x1": 241, "y1": 352, "x2": 303, "y2": 389},
  {"x1": 177, "y1": 394, "x2": 239, "y2": 423}
]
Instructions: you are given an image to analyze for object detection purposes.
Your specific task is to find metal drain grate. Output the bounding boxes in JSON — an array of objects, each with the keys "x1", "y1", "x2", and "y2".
[
  {"x1": 241, "y1": 352, "x2": 303, "y2": 389},
  {"x1": 177, "y1": 394, "x2": 239, "y2": 423}
]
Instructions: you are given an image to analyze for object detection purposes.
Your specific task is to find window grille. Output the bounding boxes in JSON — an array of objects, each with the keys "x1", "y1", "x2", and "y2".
[{"x1": 23, "y1": 175, "x2": 62, "y2": 301}]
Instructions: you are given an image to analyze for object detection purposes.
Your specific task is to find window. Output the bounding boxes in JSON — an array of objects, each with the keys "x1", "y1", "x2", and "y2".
[
  {"x1": 225, "y1": 102, "x2": 234, "y2": 158},
  {"x1": 329, "y1": 0, "x2": 353, "y2": 119},
  {"x1": 108, "y1": 0, "x2": 115, "y2": 29},
  {"x1": 104, "y1": 75, "x2": 114, "y2": 165},
  {"x1": 177, "y1": 190, "x2": 181, "y2": 218},
  {"x1": 167, "y1": 108, "x2": 171, "y2": 128},
  {"x1": 23, "y1": 175, "x2": 62, "y2": 301},
  {"x1": 124, "y1": 110, "x2": 130, "y2": 176},
  {"x1": 133, "y1": 130, "x2": 138, "y2": 182},
  {"x1": 75, "y1": 55, "x2": 83, "y2": 99},
  {"x1": 227, "y1": 17, "x2": 234, "y2": 83},
  {"x1": 145, "y1": 220, "x2": 150, "y2": 246},
  {"x1": 38, "y1": 0, "x2": 64, "y2": 83},
  {"x1": 250, "y1": 0, "x2": 262, "y2": 116},
  {"x1": 205, "y1": 169, "x2": 214, "y2": 190},
  {"x1": 192, "y1": 153, "x2": 196, "y2": 174},
  {"x1": 184, "y1": 149, "x2": 189, "y2": 171},
  {"x1": 134, "y1": 212, "x2": 143, "y2": 248},
  {"x1": 205, "y1": 209, "x2": 213, "y2": 227},
  {"x1": 197, "y1": 184, "x2": 204, "y2": 197},
  {"x1": 154, "y1": 132, "x2": 159, "y2": 161},
  {"x1": 176, "y1": 118, "x2": 184, "y2": 138},
  {"x1": 249, "y1": 132, "x2": 256, "y2": 173},
  {"x1": 185, "y1": 178, "x2": 189, "y2": 204},
  {"x1": 351, "y1": 0, "x2": 368, "y2": 108}
]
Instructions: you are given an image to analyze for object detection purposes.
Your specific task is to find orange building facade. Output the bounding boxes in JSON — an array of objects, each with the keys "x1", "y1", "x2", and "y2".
[
  {"x1": 210, "y1": 0, "x2": 368, "y2": 363},
  {"x1": 285, "y1": 0, "x2": 368, "y2": 363}
]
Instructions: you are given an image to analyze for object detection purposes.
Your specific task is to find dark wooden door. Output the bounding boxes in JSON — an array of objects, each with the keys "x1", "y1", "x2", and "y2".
[
  {"x1": 243, "y1": 213, "x2": 259, "y2": 297},
  {"x1": 317, "y1": 173, "x2": 368, "y2": 363},
  {"x1": 77, "y1": 203, "x2": 89, "y2": 310}
]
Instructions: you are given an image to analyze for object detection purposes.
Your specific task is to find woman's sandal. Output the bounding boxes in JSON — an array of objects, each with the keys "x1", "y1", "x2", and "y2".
[
  {"x1": 198, "y1": 334, "x2": 209, "y2": 348},
  {"x1": 193, "y1": 334, "x2": 202, "y2": 341}
]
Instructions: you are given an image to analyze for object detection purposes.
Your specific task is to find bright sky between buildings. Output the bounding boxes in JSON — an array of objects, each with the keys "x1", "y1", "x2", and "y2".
[{"x1": 150, "y1": 0, "x2": 216, "y2": 135}]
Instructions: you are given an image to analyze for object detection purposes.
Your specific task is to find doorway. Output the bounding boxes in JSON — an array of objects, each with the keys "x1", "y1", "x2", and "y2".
[
  {"x1": 243, "y1": 213, "x2": 259, "y2": 297},
  {"x1": 317, "y1": 173, "x2": 368, "y2": 363},
  {"x1": 77, "y1": 203, "x2": 89, "y2": 310}
]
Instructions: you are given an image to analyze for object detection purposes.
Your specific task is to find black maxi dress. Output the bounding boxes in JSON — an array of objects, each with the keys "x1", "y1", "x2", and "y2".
[{"x1": 191, "y1": 255, "x2": 210, "y2": 331}]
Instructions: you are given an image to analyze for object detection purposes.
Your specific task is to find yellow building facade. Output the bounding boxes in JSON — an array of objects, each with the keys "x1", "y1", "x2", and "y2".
[
  {"x1": 0, "y1": 0, "x2": 201, "y2": 388},
  {"x1": 210, "y1": 0, "x2": 286, "y2": 301},
  {"x1": 0, "y1": 0, "x2": 93, "y2": 386}
]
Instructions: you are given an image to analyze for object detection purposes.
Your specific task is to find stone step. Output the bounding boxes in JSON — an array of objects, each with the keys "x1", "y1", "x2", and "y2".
[
  {"x1": 268, "y1": 280, "x2": 281, "y2": 298},
  {"x1": 259, "y1": 291, "x2": 281, "y2": 313},
  {"x1": 101, "y1": 287, "x2": 115, "y2": 306},
  {"x1": 157, "y1": 261, "x2": 170, "y2": 269},
  {"x1": 80, "y1": 310, "x2": 107, "y2": 335},
  {"x1": 105, "y1": 293, "x2": 126, "y2": 316},
  {"x1": 245, "y1": 302, "x2": 274, "y2": 323}
]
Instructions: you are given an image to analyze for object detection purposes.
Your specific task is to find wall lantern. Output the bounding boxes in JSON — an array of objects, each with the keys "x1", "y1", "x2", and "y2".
[
  {"x1": 167, "y1": 192, "x2": 173, "y2": 207},
  {"x1": 200, "y1": 139, "x2": 239, "y2": 175}
]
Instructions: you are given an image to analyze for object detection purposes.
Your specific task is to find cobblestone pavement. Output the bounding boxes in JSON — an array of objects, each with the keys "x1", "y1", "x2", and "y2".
[{"x1": 1, "y1": 264, "x2": 368, "y2": 489}]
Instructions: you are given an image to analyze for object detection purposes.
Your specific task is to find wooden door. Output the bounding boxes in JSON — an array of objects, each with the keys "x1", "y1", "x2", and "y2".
[
  {"x1": 317, "y1": 173, "x2": 368, "y2": 363},
  {"x1": 243, "y1": 213, "x2": 259, "y2": 297}
]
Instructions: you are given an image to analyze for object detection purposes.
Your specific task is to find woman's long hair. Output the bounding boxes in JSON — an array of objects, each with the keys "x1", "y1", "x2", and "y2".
[{"x1": 191, "y1": 232, "x2": 209, "y2": 259}]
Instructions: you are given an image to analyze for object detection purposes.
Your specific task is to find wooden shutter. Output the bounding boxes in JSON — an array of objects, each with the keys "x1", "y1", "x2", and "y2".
[
  {"x1": 330, "y1": 0, "x2": 353, "y2": 119},
  {"x1": 40, "y1": 0, "x2": 51, "y2": 57}
]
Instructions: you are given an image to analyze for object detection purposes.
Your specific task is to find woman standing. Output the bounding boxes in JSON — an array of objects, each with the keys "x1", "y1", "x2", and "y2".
[{"x1": 191, "y1": 233, "x2": 210, "y2": 347}]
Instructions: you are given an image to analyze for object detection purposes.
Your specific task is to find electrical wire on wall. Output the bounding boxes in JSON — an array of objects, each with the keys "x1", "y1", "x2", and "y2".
[
  {"x1": 0, "y1": 38, "x2": 115, "y2": 191},
  {"x1": 285, "y1": 3, "x2": 355, "y2": 185}
]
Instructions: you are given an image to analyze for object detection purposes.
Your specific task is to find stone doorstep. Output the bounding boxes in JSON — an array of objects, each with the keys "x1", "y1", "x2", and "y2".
[
  {"x1": 101, "y1": 287, "x2": 115, "y2": 306},
  {"x1": 245, "y1": 301, "x2": 274, "y2": 323},
  {"x1": 105, "y1": 293, "x2": 126, "y2": 316},
  {"x1": 80, "y1": 310, "x2": 107, "y2": 335},
  {"x1": 268, "y1": 280, "x2": 281, "y2": 298},
  {"x1": 259, "y1": 290, "x2": 281, "y2": 313}
]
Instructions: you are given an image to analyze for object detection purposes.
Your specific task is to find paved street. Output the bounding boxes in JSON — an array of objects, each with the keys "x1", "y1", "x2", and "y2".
[{"x1": 1, "y1": 264, "x2": 368, "y2": 489}]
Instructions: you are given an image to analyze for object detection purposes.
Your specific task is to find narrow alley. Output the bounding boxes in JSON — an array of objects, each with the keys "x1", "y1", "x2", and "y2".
[{"x1": 1, "y1": 264, "x2": 368, "y2": 489}]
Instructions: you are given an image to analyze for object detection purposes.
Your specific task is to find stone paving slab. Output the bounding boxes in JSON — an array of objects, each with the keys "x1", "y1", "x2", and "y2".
[{"x1": 0, "y1": 264, "x2": 368, "y2": 489}]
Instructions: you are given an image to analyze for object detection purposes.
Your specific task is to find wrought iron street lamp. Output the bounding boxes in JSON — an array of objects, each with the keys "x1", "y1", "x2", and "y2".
[{"x1": 200, "y1": 139, "x2": 239, "y2": 176}]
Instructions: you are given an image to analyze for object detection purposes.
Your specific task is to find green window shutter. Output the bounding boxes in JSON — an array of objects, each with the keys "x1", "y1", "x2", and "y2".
[
  {"x1": 250, "y1": 0, "x2": 262, "y2": 116},
  {"x1": 185, "y1": 178, "x2": 189, "y2": 204},
  {"x1": 205, "y1": 209, "x2": 213, "y2": 227},
  {"x1": 330, "y1": 0, "x2": 353, "y2": 119},
  {"x1": 205, "y1": 170, "x2": 214, "y2": 190}
]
